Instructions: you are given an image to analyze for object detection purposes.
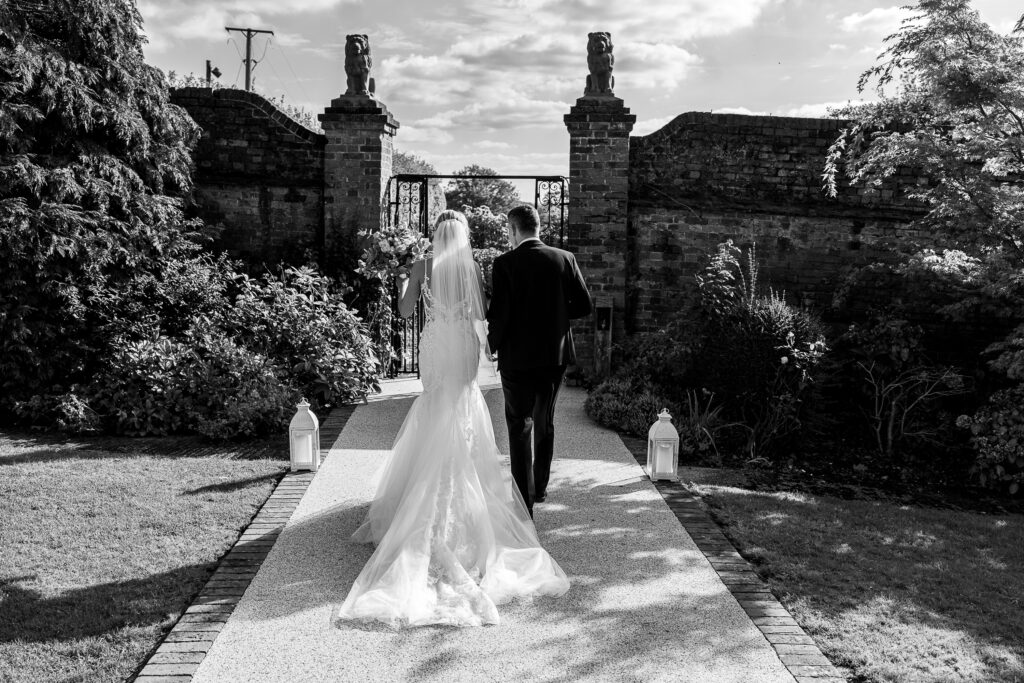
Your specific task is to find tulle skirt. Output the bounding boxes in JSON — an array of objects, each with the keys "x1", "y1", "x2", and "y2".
[{"x1": 335, "y1": 320, "x2": 569, "y2": 628}]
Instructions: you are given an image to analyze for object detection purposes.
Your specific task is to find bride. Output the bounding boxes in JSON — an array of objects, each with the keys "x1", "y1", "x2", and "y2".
[{"x1": 335, "y1": 210, "x2": 570, "y2": 628}]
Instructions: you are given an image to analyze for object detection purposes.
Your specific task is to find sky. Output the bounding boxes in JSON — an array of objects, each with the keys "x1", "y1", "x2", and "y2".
[{"x1": 139, "y1": 0, "x2": 1020, "y2": 182}]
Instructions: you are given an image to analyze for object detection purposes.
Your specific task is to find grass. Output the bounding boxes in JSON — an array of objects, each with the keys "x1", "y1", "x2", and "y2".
[
  {"x1": 686, "y1": 464, "x2": 1024, "y2": 683},
  {"x1": 620, "y1": 434, "x2": 1024, "y2": 682},
  {"x1": 0, "y1": 431, "x2": 289, "y2": 683}
]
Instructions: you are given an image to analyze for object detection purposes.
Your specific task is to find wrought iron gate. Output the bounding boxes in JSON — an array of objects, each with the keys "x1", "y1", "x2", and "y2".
[{"x1": 382, "y1": 174, "x2": 569, "y2": 377}]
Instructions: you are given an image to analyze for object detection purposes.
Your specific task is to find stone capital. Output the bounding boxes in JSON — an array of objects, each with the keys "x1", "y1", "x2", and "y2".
[
  {"x1": 564, "y1": 96, "x2": 636, "y2": 131},
  {"x1": 319, "y1": 96, "x2": 400, "y2": 134}
]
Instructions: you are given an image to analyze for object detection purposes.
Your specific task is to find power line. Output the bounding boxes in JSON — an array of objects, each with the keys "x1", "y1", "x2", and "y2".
[
  {"x1": 272, "y1": 41, "x2": 312, "y2": 104},
  {"x1": 250, "y1": 35, "x2": 272, "y2": 79},
  {"x1": 223, "y1": 26, "x2": 272, "y2": 91}
]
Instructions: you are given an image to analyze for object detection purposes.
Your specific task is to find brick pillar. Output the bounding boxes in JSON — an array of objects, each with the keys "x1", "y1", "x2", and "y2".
[
  {"x1": 564, "y1": 95, "x2": 635, "y2": 376},
  {"x1": 318, "y1": 95, "x2": 399, "y2": 253}
]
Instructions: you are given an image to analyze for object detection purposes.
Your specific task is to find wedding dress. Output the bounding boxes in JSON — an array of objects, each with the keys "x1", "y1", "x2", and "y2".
[{"x1": 335, "y1": 217, "x2": 569, "y2": 628}]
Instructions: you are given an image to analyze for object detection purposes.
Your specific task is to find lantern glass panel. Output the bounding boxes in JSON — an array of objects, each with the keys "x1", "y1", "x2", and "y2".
[{"x1": 655, "y1": 441, "x2": 674, "y2": 475}]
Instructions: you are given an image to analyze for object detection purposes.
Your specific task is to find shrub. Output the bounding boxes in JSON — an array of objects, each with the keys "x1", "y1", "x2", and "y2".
[
  {"x1": 837, "y1": 315, "x2": 966, "y2": 458},
  {"x1": 90, "y1": 332, "x2": 296, "y2": 438},
  {"x1": 222, "y1": 266, "x2": 381, "y2": 407},
  {"x1": 694, "y1": 243, "x2": 828, "y2": 459},
  {"x1": 959, "y1": 386, "x2": 1024, "y2": 495},
  {"x1": 613, "y1": 316, "x2": 696, "y2": 393},
  {"x1": 585, "y1": 378, "x2": 682, "y2": 438},
  {"x1": 89, "y1": 336, "x2": 194, "y2": 436},
  {"x1": 184, "y1": 333, "x2": 296, "y2": 440}
]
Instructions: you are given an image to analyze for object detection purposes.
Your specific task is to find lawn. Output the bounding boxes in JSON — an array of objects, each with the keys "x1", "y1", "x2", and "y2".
[
  {"x1": 683, "y1": 465, "x2": 1024, "y2": 683},
  {"x1": 0, "y1": 431, "x2": 288, "y2": 683}
]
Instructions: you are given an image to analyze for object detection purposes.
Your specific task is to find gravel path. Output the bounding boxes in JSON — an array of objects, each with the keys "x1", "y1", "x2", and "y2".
[{"x1": 191, "y1": 375, "x2": 794, "y2": 683}]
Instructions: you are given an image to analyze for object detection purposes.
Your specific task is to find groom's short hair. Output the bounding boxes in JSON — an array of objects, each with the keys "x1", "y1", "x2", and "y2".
[{"x1": 508, "y1": 205, "x2": 540, "y2": 235}]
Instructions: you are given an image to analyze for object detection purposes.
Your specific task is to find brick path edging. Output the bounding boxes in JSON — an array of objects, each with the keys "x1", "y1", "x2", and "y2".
[
  {"x1": 131, "y1": 407, "x2": 352, "y2": 683},
  {"x1": 132, "y1": 400, "x2": 846, "y2": 682},
  {"x1": 652, "y1": 479, "x2": 849, "y2": 683}
]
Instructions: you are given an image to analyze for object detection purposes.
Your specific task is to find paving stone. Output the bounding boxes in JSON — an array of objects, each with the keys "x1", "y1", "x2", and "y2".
[
  {"x1": 169, "y1": 622, "x2": 226, "y2": 634},
  {"x1": 757, "y1": 625, "x2": 806, "y2": 634},
  {"x1": 194, "y1": 595, "x2": 242, "y2": 605},
  {"x1": 185, "y1": 604, "x2": 236, "y2": 614},
  {"x1": 154, "y1": 640, "x2": 215, "y2": 653},
  {"x1": 737, "y1": 600, "x2": 783, "y2": 609},
  {"x1": 744, "y1": 608, "x2": 792, "y2": 618},
  {"x1": 753, "y1": 616, "x2": 800, "y2": 626},
  {"x1": 148, "y1": 651, "x2": 206, "y2": 664},
  {"x1": 138, "y1": 662, "x2": 201, "y2": 676},
  {"x1": 788, "y1": 665, "x2": 843, "y2": 677},
  {"x1": 773, "y1": 644, "x2": 824, "y2": 655},
  {"x1": 780, "y1": 654, "x2": 834, "y2": 667},
  {"x1": 177, "y1": 613, "x2": 230, "y2": 624},
  {"x1": 165, "y1": 630, "x2": 222, "y2": 642}
]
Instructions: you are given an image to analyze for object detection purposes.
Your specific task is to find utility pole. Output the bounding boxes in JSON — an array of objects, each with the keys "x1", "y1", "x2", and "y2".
[
  {"x1": 225, "y1": 26, "x2": 274, "y2": 91},
  {"x1": 205, "y1": 60, "x2": 222, "y2": 87}
]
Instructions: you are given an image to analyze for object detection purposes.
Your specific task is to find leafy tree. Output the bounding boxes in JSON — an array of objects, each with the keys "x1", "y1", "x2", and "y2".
[
  {"x1": 824, "y1": 0, "x2": 1024, "y2": 276},
  {"x1": 445, "y1": 164, "x2": 520, "y2": 216},
  {"x1": 393, "y1": 149, "x2": 437, "y2": 176},
  {"x1": 390, "y1": 149, "x2": 445, "y2": 229},
  {"x1": 823, "y1": 0, "x2": 1024, "y2": 492},
  {"x1": 0, "y1": 0, "x2": 201, "y2": 416}
]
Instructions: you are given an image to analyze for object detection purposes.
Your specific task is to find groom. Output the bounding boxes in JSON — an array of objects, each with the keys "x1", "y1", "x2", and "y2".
[{"x1": 486, "y1": 205, "x2": 593, "y2": 515}]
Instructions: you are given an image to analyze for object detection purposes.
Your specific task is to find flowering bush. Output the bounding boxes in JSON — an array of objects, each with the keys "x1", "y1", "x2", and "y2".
[
  {"x1": 356, "y1": 225, "x2": 431, "y2": 285},
  {"x1": 694, "y1": 242, "x2": 828, "y2": 459},
  {"x1": 353, "y1": 224, "x2": 432, "y2": 373}
]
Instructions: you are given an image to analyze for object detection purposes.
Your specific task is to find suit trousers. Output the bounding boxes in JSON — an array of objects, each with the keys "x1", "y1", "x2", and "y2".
[{"x1": 500, "y1": 364, "x2": 567, "y2": 510}]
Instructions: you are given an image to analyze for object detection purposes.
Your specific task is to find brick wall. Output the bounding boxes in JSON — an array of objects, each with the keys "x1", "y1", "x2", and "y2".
[
  {"x1": 564, "y1": 96, "x2": 636, "y2": 371},
  {"x1": 624, "y1": 112, "x2": 926, "y2": 333},
  {"x1": 170, "y1": 87, "x2": 327, "y2": 263}
]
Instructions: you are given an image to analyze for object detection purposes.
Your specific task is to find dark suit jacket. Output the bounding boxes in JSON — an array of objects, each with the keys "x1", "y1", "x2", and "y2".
[{"x1": 486, "y1": 240, "x2": 593, "y2": 371}]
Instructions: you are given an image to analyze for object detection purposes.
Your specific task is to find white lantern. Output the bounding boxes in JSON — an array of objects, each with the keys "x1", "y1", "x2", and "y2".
[
  {"x1": 646, "y1": 408, "x2": 679, "y2": 482},
  {"x1": 289, "y1": 398, "x2": 320, "y2": 472}
]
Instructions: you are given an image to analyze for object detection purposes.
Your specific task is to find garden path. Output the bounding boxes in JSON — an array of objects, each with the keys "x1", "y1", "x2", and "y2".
[{"x1": 190, "y1": 358, "x2": 796, "y2": 682}]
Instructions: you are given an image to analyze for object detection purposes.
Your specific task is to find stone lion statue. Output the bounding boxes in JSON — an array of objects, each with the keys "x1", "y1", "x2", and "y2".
[
  {"x1": 585, "y1": 32, "x2": 614, "y2": 96},
  {"x1": 345, "y1": 34, "x2": 373, "y2": 96}
]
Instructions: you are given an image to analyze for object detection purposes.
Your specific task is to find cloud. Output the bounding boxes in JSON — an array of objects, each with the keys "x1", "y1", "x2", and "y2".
[
  {"x1": 782, "y1": 100, "x2": 872, "y2": 117},
  {"x1": 397, "y1": 125, "x2": 454, "y2": 145},
  {"x1": 840, "y1": 6, "x2": 909, "y2": 33},
  {"x1": 633, "y1": 115, "x2": 677, "y2": 136},
  {"x1": 417, "y1": 93, "x2": 570, "y2": 131},
  {"x1": 402, "y1": 149, "x2": 567, "y2": 177},
  {"x1": 272, "y1": 32, "x2": 310, "y2": 48},
  {"x1": 712, "y1": 106, "x2": 769, "y2": 116},
  {"x1": 620, "y1": 42, "x2": 701, "y2": 89},
  {"x1": 477, "y1": 140, "x2": 514, "y2": 150},
  {"x1": 138, "y1": 0, "x2": 356, "y2": 53}
]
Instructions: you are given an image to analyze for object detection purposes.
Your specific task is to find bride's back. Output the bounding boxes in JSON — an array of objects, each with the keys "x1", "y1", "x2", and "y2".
[{"x1": 419, "y1": 211, "x2": 487, "y2": 391}]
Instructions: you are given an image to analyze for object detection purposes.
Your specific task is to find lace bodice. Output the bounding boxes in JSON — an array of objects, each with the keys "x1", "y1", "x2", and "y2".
[{"x1": 420, "y1": 273, "x2": 482, "y2": 392}]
